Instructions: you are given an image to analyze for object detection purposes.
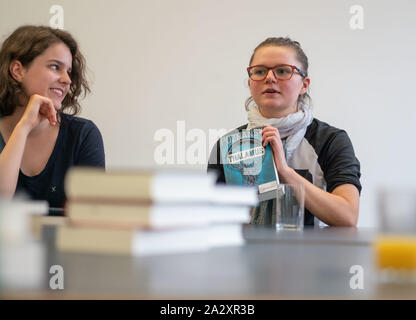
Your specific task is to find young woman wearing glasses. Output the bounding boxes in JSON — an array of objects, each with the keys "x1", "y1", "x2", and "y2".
[
  {"x1": 208, "y1": 37, "x2": 361, "y2": 227},
  {"x1": 0, "y1": 25, "x2": 105, "y2": 214}
]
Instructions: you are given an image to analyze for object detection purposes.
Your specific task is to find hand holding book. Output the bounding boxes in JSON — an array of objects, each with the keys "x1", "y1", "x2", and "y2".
[{"x1": 261, "y1": 124, "x2": 290, "y2": 177}]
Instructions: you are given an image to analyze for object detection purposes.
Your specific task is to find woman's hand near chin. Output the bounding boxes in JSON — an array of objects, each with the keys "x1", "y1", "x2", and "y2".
[
  {"x1": 18, "y1": 94, "x2": 57, "y2": 134},
  {"x1": 0, "y1": 94, "x2": 58, "y2": 197}
]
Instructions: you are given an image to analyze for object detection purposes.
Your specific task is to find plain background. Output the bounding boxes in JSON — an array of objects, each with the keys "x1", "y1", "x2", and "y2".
[{"x1": 1, "y1": 0, "x2": 415, "y2": 228}]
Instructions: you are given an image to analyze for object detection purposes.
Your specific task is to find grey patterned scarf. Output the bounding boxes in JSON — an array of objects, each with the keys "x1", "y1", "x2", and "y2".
[{"x1": 246, "y1": 103, "x2": 313, "y2": 162}]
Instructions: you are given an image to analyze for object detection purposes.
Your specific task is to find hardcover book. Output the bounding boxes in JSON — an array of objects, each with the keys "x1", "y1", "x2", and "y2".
[{"x1": 220, "y1": 128, "x2": 279, "y2": 201}]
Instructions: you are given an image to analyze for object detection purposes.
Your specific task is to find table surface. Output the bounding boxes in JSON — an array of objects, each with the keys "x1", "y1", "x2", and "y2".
[{"x1": 2, "y1": 224, "x2": 416, "y2": 299}]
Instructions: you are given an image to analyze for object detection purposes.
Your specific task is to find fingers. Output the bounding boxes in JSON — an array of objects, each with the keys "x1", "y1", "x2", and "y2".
[
  {"x1": 29, "y1": 94, "x2": 57, "y2": 126},
  {"x1": 262, "y1": 125, "x2": 280, "y2": 137},
  {"x1": 262, "y1": 126, "x2": 281, "y2": 147},
  {"x1": 263, "y1": 136, "x2": 276, "y2": 147},
  {"x1": 39, "y1": 98, "x2": 57, "y2": 125},
  {"x1": 18, "y1": 94, "x2": 58, "y2": 134},
  {"x1": 261, "y1": 125, "x2": 288, "y2": 170}
]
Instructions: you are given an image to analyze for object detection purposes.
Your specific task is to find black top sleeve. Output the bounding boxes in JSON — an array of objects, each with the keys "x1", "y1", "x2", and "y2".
[{"x1": 319, "y1": 130, "x2": 361, "y2": 194}]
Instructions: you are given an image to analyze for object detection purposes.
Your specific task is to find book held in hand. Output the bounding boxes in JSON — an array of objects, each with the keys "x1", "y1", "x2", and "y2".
[{"x1": 220, "y1": 128, "x2": 279, "y2": 201}]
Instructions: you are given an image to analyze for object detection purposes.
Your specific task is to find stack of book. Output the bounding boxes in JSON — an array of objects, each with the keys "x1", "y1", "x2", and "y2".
[{"x1": 56, "y1": 168, "x2": 258, "y2": 256}]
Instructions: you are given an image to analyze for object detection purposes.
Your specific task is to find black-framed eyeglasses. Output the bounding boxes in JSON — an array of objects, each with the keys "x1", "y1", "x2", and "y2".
[{"x1": 247, "y1": 64, "x2": 306, "y2": 81}]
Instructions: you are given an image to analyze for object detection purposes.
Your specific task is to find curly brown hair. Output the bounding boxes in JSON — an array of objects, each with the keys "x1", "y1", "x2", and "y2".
[
  {"x1": 0, "y1": 25, "x2": 90, "y2": 117},
  {"x1": 245, "y1": 37, "x2": 311, "y2": 111}
]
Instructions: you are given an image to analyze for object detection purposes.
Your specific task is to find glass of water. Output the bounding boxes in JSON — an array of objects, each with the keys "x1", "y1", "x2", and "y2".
[{"x1": 275, "y1": 184, "x2": 305, "y2": 231}]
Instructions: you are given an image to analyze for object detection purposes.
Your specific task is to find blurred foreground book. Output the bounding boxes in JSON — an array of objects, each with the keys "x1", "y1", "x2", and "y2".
[{"x1": 59, "y1": 168, "x2": 258, "y2": 256}]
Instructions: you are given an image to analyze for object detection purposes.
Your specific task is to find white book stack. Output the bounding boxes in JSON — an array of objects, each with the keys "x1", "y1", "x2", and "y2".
[{"x1": 56, "y1": 168, "x2": 258, "y2": 256}]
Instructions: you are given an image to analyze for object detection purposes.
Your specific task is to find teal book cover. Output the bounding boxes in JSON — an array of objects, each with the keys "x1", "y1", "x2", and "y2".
[{"x1": 220, "y1": 128, "x2": 279, "y2": 201}]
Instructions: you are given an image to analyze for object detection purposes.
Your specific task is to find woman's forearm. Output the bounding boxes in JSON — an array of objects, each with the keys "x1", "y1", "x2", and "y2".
[
  {"x1": 0, "y1": 122, "x2": 30, "y2": 197},
  {"x1": 280, "y1": 167, "x2": 359, "y2": 227}
]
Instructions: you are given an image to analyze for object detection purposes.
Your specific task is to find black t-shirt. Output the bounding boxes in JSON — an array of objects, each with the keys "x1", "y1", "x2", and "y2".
[
  {"x1": 207, "y1": 118, "x2": 361, "y2": 226},
  {"x1": 0, "y1": 114, "x2": 105, "y2": 211}
]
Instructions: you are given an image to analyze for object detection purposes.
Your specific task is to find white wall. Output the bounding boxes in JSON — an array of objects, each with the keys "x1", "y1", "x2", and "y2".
[{"x1": 1, "y1": 0, "x2": 415, "y2": 228}]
